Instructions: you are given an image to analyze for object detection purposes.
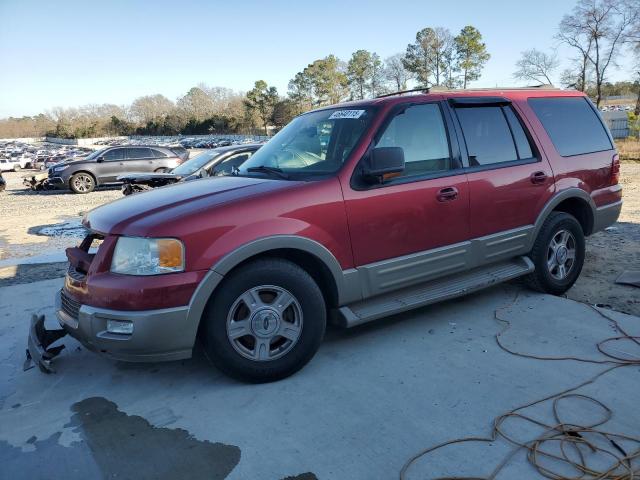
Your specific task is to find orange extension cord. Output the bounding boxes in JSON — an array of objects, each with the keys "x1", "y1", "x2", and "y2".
[{"x1": 400, "y1": 294, "x2": 640, "y2": 480}]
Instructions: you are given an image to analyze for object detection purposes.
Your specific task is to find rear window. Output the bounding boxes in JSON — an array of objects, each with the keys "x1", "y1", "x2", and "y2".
[{"x1": 528, "y1": 97, "x2": 612, "y2": 157}]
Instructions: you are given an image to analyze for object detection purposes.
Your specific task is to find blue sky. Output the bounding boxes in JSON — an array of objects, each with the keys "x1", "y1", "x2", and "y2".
[{"x1": 0, "y1": 0, "x2": 635, "y2": 118}]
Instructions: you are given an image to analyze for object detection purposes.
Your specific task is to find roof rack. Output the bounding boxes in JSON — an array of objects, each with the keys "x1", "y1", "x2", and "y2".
[
  {"x1": 376, "y1": 87, "x2": 430, "y2": 98},
  {"x1": 376, "y1": 84, "x2": 559, "y2": 99}
]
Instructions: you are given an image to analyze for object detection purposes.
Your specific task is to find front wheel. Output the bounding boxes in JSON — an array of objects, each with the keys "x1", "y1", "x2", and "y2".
[
  {"x1": 69, "y1": 172, "x2": 95, "y2": 194},
  {"x1": 201, "y1": 258, "x2": 326, "y2": 383},
  {"x1": 525, "y1": 212, "x2": 585, "y2": 295}
]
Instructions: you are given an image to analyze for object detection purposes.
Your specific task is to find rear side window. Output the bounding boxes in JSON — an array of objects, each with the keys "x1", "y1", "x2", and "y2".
[
  {"x1": 376, "y1": 103, "x2": 451, "y2": 177},
  {"x1": 126, "y1": 147, "x2": 153, "y2": 159},
  {"x1": 528, "y1": 97, "x2": 612, "y2": 156},
  {"x1": 455, "y1": 105, "x2": 534, "y2": 166},
  {"x1": 150, "y1": 148, "x2": 168, "y2": 158}
]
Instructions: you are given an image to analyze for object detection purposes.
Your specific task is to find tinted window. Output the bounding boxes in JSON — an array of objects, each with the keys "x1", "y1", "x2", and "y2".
[
  {"x1": 103, "y1": 148, "x2": 125, "y2": 161},
  {"x1": 376, "y1": 103, "x2": 451, "y2": 177},
  {"x1": 150, "y1": 148, "x2": 167, "y2": 158},
  {"x1": 126, "y1": 147, "x2": 153, "y2": 159},
  {"x1": 528, "y1": 97, "x2": 612, "y2": 156},
  {"x1": 212, "y1": 152, "x2": 253, "y2": 176},
  {"x1": 503, "y1": 107, "x2": 533, "y2": 159},
  {"x1": 455, "y1": 106, "x2": 517, "y2": 166}
]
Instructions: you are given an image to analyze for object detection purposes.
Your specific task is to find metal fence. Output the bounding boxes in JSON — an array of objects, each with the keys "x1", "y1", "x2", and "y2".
[{"x1": 601, "y1": 112, "x2": 631, "y2": 139}]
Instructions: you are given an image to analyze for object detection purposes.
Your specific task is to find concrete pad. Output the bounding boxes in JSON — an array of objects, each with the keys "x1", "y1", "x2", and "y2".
[{"x1": 0, "y1": 278, "x2": 639, "y2": 479}]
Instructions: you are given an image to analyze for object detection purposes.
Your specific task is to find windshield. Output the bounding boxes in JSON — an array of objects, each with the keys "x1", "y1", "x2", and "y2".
[
  {"x1": 238, "y1": 107, "x2": 375, "y2": 177},
  {"x1": 83, "y1": 148, "x2": 108, "y2": 161},
  {"x1": 172, "y1": 150, "x2": 221, "y2": 175}
]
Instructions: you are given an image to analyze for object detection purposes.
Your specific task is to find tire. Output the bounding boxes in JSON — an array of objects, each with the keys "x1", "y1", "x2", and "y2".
[
  {"x1": 155, "y1": 167, "x2": 170, "y2": 173},
  {"x1": 69, "y1": 172, "x2": 95, "y2": 194},
  {"x1": 525, "y1": 212, "x2": 585, "y2": 295},
  {"x1": 201, "y1": 258, "x2": 326, "y2": 383}
]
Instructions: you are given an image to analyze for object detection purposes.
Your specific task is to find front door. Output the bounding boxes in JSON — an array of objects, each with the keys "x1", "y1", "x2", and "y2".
[
  {"x1": 99, "y1": 147, "x2": 126, "y2": 182},
  {"x1": 342, "y1": 102, "x2": 470, "y2": 297}
]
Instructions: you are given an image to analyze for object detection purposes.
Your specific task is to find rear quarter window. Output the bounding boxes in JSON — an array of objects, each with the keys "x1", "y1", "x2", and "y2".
[{"x1": 528, "y1": 97, "x2": 613, "y2": 157}]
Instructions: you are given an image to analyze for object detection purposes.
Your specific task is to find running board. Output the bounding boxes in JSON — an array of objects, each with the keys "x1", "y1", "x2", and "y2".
[{"x1": 337, "y1": 256, "x2": 534, "y2": 328}]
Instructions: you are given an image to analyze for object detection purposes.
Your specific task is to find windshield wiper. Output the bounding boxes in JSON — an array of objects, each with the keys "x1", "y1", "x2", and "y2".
[{"x1": 246, "y1": 165, "x2": 290, "y2": 180}]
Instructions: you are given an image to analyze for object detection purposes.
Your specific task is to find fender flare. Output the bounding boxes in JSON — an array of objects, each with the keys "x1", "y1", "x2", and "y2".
[
  {"x1": 530, "y1": 188, "x2": 596, "y2": 247},
  {"x1": 185, "y1": 235, "x2": 360, "y2": 334}
]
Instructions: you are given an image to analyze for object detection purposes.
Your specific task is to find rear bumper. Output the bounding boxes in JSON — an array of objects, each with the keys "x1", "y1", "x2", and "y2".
[
  {"x1": 592, "y1": 200, "x2": 622, "y2": 233},
  {"x1": 55, "y1": 290, "x2": 193, "y2": 362}
]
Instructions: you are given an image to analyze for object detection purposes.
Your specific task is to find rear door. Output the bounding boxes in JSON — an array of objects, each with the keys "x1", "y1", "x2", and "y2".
[
  {"x1": 125, "y1": 147, "x2": 156, "y2": 173},
  {"x1": 447, "y1": 97, "x2": 554, "y2": 263}
]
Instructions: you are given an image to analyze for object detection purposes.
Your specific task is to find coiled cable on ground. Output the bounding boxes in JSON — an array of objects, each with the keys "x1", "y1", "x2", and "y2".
[{"x1": 400, "y1": 294, "x2": 640, "y2": 480}]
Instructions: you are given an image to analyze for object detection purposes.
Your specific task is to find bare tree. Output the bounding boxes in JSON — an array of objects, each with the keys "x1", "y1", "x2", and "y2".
[
  {"x1": 558, "y1": 0, "x2": 638, "y2": 106},
  {"x1": 514, "y1": 49, "x2": 559, "y2": 85},
  {"x1": 384, "y1": 53, "x2": 411, "y2": 91},
  {"x1": 130, "y1": 94, "x2": 174, "y2": 124}
]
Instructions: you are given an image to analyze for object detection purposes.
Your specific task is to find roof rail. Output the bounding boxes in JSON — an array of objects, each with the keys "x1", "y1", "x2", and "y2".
[
  {"x1": 376, "y1": 87, "x2": 430, "y2": 98},
  {"x1": 376, "y1": 84, "x2": 560, "y2": 99}
]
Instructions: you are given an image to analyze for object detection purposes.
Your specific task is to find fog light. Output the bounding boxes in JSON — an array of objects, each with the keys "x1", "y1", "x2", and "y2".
[{"x1": 107, "y1": 319, "x2": 134, "y2": 335}]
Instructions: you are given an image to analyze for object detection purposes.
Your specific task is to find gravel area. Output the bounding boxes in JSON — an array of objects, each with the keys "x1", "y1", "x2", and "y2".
[{"x1": 0, "y1": 171, "x2": 121, "y2": 260}]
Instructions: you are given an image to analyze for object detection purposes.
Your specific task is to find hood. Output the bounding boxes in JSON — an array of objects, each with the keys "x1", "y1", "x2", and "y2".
[{"x1": 84, "y1": 175, "x2": 301, "y2": 236}]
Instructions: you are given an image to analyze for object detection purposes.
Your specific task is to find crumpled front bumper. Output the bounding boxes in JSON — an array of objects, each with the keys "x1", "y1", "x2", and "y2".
[{"x1": 54, "y1": 289, "x2": 193, "y2": 362}]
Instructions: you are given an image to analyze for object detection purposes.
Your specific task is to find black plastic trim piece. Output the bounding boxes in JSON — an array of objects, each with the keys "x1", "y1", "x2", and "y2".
[{"x1": 448, "y1": 96, "x2": 511, "y2": 107}]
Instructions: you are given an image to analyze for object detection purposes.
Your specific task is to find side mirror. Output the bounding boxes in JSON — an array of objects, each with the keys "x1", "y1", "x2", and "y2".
[
  {"x1": 96, "y1": 157, "x2": 104, "y2": 163},
  {"x1": 362, "y1": 147, "x2": 405, "y2": 180}
]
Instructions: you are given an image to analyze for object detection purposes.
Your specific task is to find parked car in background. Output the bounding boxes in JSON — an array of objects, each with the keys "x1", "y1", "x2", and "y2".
[
  {"x1": 48, "y1": 145, "x2": 186, "y2": 193},
  {"x1": 119, "y1": 144, "x2": 261, "y2": 195},
  {"x1": 0, "y1": 158, "x2": 18, "y2": 172}
]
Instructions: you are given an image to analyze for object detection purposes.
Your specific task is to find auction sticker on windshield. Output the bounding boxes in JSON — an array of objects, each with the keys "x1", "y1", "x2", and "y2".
[{"x1": 329, "y1": 110, "x2": 366, "y2": 119}]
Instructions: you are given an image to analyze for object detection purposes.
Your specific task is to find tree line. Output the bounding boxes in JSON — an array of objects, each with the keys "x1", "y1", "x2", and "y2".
[
  {"x1": 0, "y1": 22, "x2": 489, "y2": 139},
  {"x1": 2, "y1": 0, "x2": 639, "y2": 139}
]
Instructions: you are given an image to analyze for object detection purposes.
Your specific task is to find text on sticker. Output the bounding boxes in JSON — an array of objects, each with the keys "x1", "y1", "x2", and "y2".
[{"x1": 328, "y1": 110, "x2": 365, "y2": 120}]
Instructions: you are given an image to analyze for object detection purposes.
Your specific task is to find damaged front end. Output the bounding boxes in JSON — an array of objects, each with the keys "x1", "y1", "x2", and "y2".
[
  {"x1": 25, "y1": 233, "x2": 100, "y2": 373},
  {"x1": 25, "y1": 314, "x2": 67, "y2": 373},
  {"x1": 22, "y1": 172, "x2": 52, "y2": 191}
]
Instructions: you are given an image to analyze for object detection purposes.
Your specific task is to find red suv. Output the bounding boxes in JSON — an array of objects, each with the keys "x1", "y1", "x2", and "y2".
[{"x1": 33, "y1": 88, "x2": 622, "y2": 382}]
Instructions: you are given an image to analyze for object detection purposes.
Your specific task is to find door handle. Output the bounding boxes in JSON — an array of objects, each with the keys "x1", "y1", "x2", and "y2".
[
  {"x1": 530, "y1": 171, "x2": 548, "y2": 184},
  {"x1": 437, "y1": 186, "x2": 459, "y2": 202}
]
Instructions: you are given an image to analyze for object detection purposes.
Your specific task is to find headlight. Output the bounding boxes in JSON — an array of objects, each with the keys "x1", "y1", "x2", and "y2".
[
  {"x1": 54, "y1": 165, "x2": 69, "y2": 172},
  {"x1": 111, "y1": 237, "x2": 185, "y2": 275}
]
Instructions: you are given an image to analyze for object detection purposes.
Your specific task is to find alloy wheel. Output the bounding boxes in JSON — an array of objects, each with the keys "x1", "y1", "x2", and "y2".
[
  {"x1": 546, "y1": 229, "x2": 577, "y2": 280},
  {"x1": 226, "y1": 285, "x2": 303, "y2": 362},
  {"x1": 73, "y1": 174, "x2": 93, "y2": 193}
]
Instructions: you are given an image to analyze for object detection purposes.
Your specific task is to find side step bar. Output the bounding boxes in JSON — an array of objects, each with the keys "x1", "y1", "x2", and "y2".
[{"x1": 337, "y1": 256, "x2": 534, "y2": 328}]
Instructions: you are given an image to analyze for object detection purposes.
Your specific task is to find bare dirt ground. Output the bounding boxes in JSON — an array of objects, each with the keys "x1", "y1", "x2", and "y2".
[
  {"x1": 1, "y1": 164, "x2": 639, "y2": 313},
  {"x1": 568, "y1": 162, "x2": 640, "y2": 315}
]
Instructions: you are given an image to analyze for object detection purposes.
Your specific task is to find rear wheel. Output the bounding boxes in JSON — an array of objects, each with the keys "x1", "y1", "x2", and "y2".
[
  {"x1": 154, "y1": 167, "x2": 170, "y2": 173},
  {"x1": 525, "y1": 212, "x2": 585, "y2": 295},
  {"x1": 201, "y1": 258, "x2": 326, "y2": 383},
  {"x1": 69, "y1": 172, "x2": 95, "y2": 194}
]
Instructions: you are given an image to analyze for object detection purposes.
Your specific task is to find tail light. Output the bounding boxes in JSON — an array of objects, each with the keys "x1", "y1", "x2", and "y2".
[{"x1": 611, "y1": 153, "x2": 620, "y2": 185}]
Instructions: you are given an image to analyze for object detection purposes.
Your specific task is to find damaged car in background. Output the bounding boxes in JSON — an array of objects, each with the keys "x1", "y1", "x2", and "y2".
[{"x1": 119, "y1": 144, "x2": 260, "y2": 195}]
